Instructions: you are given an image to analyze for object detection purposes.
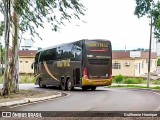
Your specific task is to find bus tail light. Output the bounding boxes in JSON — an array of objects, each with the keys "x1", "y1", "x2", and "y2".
[{"x1": 83, "y1": 67, "x2": 89, "y2": 79}]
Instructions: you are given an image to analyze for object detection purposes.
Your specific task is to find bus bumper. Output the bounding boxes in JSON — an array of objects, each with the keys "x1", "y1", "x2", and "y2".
[{"x1": 82, "y1": 77, "x2": 112, "y2": 86}]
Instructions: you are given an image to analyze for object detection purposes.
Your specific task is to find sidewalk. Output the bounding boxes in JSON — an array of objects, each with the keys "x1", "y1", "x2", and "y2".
[{"x1": 0, "y1": 90, "x2": 63, "y2": 108}]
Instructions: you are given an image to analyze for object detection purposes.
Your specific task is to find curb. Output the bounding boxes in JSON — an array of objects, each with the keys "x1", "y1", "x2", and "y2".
[
  {"x1": 0, "y1": 92, "x2": 62, "y2": 108},
  {"x1": 111, "y1": 84, "x2": 160, "y2": 87}
]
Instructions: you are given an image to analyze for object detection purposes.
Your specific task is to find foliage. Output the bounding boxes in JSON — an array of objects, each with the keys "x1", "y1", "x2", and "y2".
[
  {"x1": 14, "y1": 0, "x2": 85, "y2": 41},
  {"x1": 152, "y1": 80, "x2": 160, "y2": 84},
  {"x1": 108, "y1": 85, "x2": 160, "y2": 90},
  {"x1": 157, "y1": 58, "x2": 160, "y2": 66},
  {"x1": 0, "y1": 75, "x2": 4, "y2": 84},
  {"x1": 0, "y1": 0, "x2": 86, "y2": 40},
  {"x1": 123, "y1": 78, "x2": 143, "y2": 84},
  {"x1": 0, "y1": 0, "x2": 85, "y2": 96},
  {"x1": 0, "y1": 21, "x2": 4, "y2": 37},
  {"x1": 19, "y1": 75, "x2": 36, "y2": 84},
  {"x1": 134, "y1": 0, "x2": 160, "y2": 39},
  {"x1": 114, "y1": 74, "x2": 125, "y2": 83},
  {"x1": 134, "y1": 0, "x2": 153, "y2": 18}
]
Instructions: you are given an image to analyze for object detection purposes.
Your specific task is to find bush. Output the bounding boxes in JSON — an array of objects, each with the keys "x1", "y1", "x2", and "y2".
[
  {"x1": 114, "y1": 74, "x2": 125, "y2": 83},
  {"x1": 157, "y1": 58, "x2": 160, "y2": 66},
  {"x1": 123, "y1": 78, "x2": 143, "y2": 84},
  {"x1": 20, "y1": 75, "x2": 36, "y2": 83},
  {"x1": 152, "y1": 80, "x2": 160, "y2": 84}
]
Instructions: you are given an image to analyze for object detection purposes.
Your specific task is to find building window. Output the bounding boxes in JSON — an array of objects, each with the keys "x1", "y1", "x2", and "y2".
[
  {"x1": 25, "y1": 61, "x2": 28, "y2": 63},
  {"x1": 112, "y1": 63, "x2": 121, "y2": 69}
]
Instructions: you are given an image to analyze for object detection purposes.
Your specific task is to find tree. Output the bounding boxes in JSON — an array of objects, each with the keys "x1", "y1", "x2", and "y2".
[
  {"x1": 1, "y1": 0, "x2": 11, "y2": 96},
  {"x1": 0, "y1": 0, "x2": 85, "y2": 96},
  {"x1": 134, "y1": 0, "x2": 160, "y2": 39},
  {"x1": 134, "y1": 0, "x2": 155, "y2": 87}
]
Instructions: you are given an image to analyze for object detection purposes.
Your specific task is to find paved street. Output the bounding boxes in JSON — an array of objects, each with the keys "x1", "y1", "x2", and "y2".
[{"x1": 0, "y1": 84, "x2": 160, "y2": 111}]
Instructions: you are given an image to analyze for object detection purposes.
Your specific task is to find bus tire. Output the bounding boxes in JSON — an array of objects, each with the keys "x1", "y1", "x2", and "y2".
[
  {"x1": 67, "y1": 79, "x2": 74, "y2": 91},
  {"x1": 60, "y1": 78, "x2": 67, "y2": 90},
  {"x1": 82, "y1": 86, "x2": 88, "y2": 91},
  {"x1": 91, "y1": 86, "x2": 96, "y2": 91},
  {"x1": 39, "y1": 79, "x2": 46, "y2": 88}
]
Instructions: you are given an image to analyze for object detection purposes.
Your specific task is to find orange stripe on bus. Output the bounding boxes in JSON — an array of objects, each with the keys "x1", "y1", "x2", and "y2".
[{"x1": 43, "y1": 61, "x2": 59, "y2": 81}]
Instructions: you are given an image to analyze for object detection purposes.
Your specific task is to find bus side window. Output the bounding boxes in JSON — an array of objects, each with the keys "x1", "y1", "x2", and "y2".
[
  {"x1": 39, "y1": 51, "x2": 46, "y2": 62},
  {"x1": 57, "y1": 47, "x2": 63, "y2": 59},
  {"x1": 35, "y1": 52, "x2": 40, "y2": 63},
  {"x1": 31, "y1": 62, "x2": 34, "y2": 69},
  {"x1": 74, "y1": 42, "x2": 82, "y2": 61}
]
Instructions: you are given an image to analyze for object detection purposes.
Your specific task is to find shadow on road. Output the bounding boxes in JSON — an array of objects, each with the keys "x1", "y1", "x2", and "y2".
[{"x1": 36, "y1": 85, "x2": 107, "y2": 92}]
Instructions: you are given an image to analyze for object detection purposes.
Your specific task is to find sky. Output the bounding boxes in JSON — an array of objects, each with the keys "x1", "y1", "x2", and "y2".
[{"x1": 0, "y1": 0, "x2": 153, "y2": 50}]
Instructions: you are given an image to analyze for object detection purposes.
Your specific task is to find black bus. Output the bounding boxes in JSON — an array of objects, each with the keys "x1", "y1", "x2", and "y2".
[{"x1": 32, "y1": 39, "x2": 112, "y2": 91}]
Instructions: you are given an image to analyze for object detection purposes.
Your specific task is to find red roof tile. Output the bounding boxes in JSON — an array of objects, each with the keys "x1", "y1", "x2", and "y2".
[
  {"x1": 9, "y1": 50, "x2": 37, "y2": 57},
  {"x1": 112, "y1": 51, "x2": 157, "y2": 59}
]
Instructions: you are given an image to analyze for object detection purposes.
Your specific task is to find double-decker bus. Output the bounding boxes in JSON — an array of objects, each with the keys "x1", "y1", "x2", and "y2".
[{"x1": 32, "y1": 39, "x2": 112, "y2": 91}]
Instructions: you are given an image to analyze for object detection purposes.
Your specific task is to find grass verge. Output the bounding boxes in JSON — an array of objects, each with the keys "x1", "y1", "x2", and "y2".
[
  {"x1": 107, "y1": 85, "x2": 160, "y2": 90},
  {"x1": 0, "y1": 75, "x2": 36, "y2": 84},
  {"x1": 0, "y1": 89, "x2": 42, "y2": 103},
  {"x1": 0, "y1": 90, "x2": 40, "y2": 99},
  {"x1": 19, "y1": 75, "x2": 36, "y2": 84}
]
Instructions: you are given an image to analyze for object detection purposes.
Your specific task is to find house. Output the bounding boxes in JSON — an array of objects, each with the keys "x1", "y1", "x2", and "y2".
[
  {"x1": 9, "y1": 50, "x2": 37, "y2": 74},
  {"x1": 9, "y1": 50, "x2": 158, "y2": 76},
  {"x1": 112, "y1": 51, "x2": 157, "y2": 77},
  {"x1": 18, "y1": 50, "x2": 37, "y2": 74}
]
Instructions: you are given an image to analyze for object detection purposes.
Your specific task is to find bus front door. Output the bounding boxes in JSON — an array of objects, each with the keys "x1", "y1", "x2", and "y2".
[{"x1": 73, "y1": 68, "x2": 80, "y2": 85}]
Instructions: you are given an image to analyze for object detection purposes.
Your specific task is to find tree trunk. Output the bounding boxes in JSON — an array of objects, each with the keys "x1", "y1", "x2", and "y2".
[
  {"x1": 2, "y1": 0, "x2": 11, "y2": 96},
  {"x1": 9, "y1": 0, "x2": 18, "y2": 93}
]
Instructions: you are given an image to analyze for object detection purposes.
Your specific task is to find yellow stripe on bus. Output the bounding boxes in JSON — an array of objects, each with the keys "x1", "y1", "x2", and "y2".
[{"x1": 43, "y1": 61, "x2": 59, "y2": 81}]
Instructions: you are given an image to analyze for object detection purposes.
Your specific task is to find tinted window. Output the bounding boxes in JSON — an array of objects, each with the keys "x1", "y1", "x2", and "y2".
[
  {"x1": 39, "y1": 50, "x2": 47, "y2": 62},
  {"x1": 45, "y1": 48, "x2": 56, "y2": 61},
  {"x1": 58, "y1": 42, "x2": 82, "y2": 61},
  {"x1": 39, "y1": 48, "x2": 57, "y2": 62},
  {"x1": 74, "y1": 42, "x2": 82, "y2": 60},
  {"x1": 57, "y1": 44, "x2": 74, "y2": 59}
]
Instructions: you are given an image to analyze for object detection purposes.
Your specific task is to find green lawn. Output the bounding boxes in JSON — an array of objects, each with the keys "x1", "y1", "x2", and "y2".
[{"x1": 107, "y1": 84, "x2": 160, "y2": 90}]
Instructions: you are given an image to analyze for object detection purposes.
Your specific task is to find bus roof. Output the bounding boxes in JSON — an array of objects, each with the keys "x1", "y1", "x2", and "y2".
[{"x1": 37, "y1": 39, "x2": 110, "y2": 53}]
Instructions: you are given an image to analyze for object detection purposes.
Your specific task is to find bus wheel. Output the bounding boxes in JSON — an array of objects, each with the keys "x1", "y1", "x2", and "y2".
[
  {"x1": 60, "y1": 78, "x2": 66, "y2": 90},
  {"x1": 67, "y1": 79, "x2": 74, "y2": 91},
  {"x1": 91, "y1": 86, "x2": 96, "y2": 91},
  {"x1": 82, "y1": 86, "x2": 88, "y2": 91},
  {"x1": 39, "y1": 80, "x2": 46, "y2": 88}
]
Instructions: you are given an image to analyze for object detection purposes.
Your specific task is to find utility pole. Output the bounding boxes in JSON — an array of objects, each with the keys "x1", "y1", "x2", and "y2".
[
  {"x1": 147, "y1": 15, "x2": 152, "y2": 88},
  {"x1": 0, "y1": 42, "x2": 1, "y2": 76}
]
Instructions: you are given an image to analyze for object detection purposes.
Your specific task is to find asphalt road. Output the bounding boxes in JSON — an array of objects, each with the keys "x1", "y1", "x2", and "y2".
[{"x1": 0, "y1": 84, "x2": 160, "y2": 111}]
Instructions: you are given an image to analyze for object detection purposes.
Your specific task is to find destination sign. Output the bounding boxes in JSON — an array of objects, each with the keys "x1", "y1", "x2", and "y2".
[{"x1": 87, "y1": 43, "x2": 108, "y2": 48}]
